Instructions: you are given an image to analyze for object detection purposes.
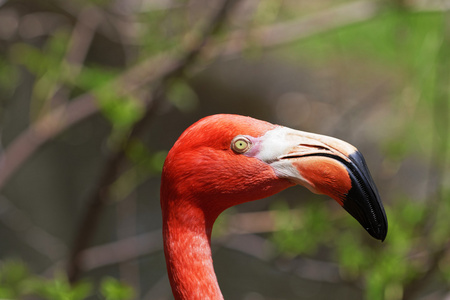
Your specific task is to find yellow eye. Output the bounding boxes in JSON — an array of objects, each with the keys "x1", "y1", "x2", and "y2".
[{"x1": 231, "y1": 136, "x2": 251, "y2": 153}]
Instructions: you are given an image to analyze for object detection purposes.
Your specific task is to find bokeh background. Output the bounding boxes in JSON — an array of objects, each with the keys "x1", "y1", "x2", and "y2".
[{"x1": 0, "y1": 0, "x2": 449, "y2": 299}]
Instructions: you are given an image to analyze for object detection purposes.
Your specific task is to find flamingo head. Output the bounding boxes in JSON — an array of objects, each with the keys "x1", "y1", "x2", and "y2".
[{"x1": 161, "y1": 114, "x2": 387, "y2": 241}]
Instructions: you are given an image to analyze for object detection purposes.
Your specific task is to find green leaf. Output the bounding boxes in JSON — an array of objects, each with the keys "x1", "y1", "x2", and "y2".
[
  {"x1": 11, "y1": 30, "x2": 70, "y2": 79},
  {"x1": 11, "y1": 44, "x2": 52, "y2": 76},
  {"x1": 271, "y1": 200, "x2": 333, "y2": 255},
  {"x1": 27, "y1": 274, "x2": 92, "y2": 300},
  {"x1": 0, "y1": 56, "x2": 18, "y2": 93},
  {"x1": 336, "y1": 233, "x2": 371, "y2": 279},
  {"x1": 126, "y1": 140, "x2": 167, "y2": 173},
  {"x1": 167, "y1": 79, "x2": 198, "y2": 112},
  {"x1": 101, "y1": 277, "x2": 134, "y2": 300},
  {"x1": 95, "y1": 85, "x2": 144, "y2": 130},
  {"x1": 77, "y1": 66, "x2": 118, "y2": 91},
  {"x1": 0, "y1": 260, "x2": 30, "y2": 298},
  {"x1": 149, "y1": 151, "x2": 168, "y2": 173}
]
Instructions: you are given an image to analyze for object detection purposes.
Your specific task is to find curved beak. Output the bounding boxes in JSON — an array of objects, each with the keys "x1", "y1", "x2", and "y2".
[{"x1": 259, "y1": 127, "x2": 388, "y2": 241}]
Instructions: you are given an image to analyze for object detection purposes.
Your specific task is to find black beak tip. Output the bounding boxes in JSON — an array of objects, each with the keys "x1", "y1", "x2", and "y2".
[
  {"x1": 366, "y1": 223, "x2": 388, "y2": 242},
  {"x1": 344, "y1": 151, "x2": 388, "y2": 242},
  {"x1": 344, "y1": 194, "x2": 388, "y2": 242}
]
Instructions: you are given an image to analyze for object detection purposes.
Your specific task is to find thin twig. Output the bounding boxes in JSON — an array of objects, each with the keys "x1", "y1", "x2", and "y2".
[
  {"x1": 72, "y1": 208, "x2": 325, "y2": 273},
  {"x1": 0, "y1": 94, "x2": 97, "y2": 190},
  {"x1": 0, "y1": 196, "x2": 67, "y2": 260},
  {"x1": 48, "y1": 6, "x2": 101, "y2": 107},
  {"x1": 116, "y1": 193, "x2": 140, "y2": 295},
  {"x1": 66, "y1": 0, "x2": 237, "y2": 283},
  {"x1": 80, "y1": 230, "x2": 162, "y2": 271},
  {"x1": 206, "y1": 0, "x2": 382, "y2": 58},
  {"x1": 0, "y1": 54, "x2": 171, "y2": 190}
]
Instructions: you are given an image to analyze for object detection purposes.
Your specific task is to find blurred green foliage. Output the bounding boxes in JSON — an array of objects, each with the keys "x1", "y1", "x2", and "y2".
[
  {"x1": 0, "y1": 260, "x2": 133, "y2": 300},
  {"x1": 100, "y1": 278, "x2": 134, "y2": 300},
  {"x1": 138, "y1": 9, "x2": 184, "y2": 57},
  {"x1": 0, "y1": 0, "x2": 449, "y2": 299},
  {"x1": 295, "y1": 11, "x2": 444, "y2": 67},
  {"x1": 110, "y1": 140, "x2": 167, "y2": 202},
  {"x1": 0, "y1": 260, "x2": 29, "y2": 299},
  {"x1": 272, "y1": 200, "x2": 334, "y2": 255},
  {"x1": 272, "y1": 195, "x2": 449, "y2": 300},
  {"x1": 167, "y1": 79, "x2": 199, "y2": 113},
  {"x1": 291, "y1": 11, "x2": 448, "y2": 160},
  {"x1": 270, "y1": 9, "x2": 450, "y2": 300}
]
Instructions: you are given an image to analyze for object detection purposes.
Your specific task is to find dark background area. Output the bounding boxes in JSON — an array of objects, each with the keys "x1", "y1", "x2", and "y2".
[{"x1": 0, "y1": 0, "x2": 449, "y2": 299}]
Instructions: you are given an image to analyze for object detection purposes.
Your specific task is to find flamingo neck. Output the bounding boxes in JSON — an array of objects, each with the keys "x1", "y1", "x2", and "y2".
[{"x1": 163, "y1": 199, "x2": 223, "y2": 300}]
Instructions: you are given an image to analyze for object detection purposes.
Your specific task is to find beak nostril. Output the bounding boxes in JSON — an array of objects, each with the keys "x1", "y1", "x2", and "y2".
[
  {"x1": 279, "y1": 144, "x2": 333, "y2": 160},
  {"x1": 298, "y1": 144, "x2": 330, "y2": 151}
]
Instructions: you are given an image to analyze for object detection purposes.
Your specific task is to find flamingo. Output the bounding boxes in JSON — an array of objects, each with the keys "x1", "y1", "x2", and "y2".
[{"x1": 160, "y1": 114, "x2": 387, "y2": 300}]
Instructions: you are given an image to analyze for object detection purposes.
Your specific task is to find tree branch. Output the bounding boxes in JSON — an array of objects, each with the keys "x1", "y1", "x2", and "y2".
[
  {"x1": 0, "y1": 196, "x2": 67, "y2": 260},
  {"x1": 80, "y1": 230, "x2": 162, "y2": 272},
  {"x1": 66, "y1": 0, "x2": 237, "y2": 283},
  {"x1": 1, "y1": 0, "x2": 448, "y2": 284},
  {"x1": 0, "y1": 94, "x2": 97, "y2": 190},
  {"x1": 3, "y1": 0, "x2": 445, "y2": 192}
]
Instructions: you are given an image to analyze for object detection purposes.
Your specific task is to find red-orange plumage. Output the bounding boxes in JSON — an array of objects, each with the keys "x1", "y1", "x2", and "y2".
[
  {"x1": 160, "y1": 114, "x2": 387, "y2": 299},
  {"x1": 161, "y1": 115, "x2": 292, "y2": 300},
  {"x1": 161, "y1": 114, "x2": 291, "y2": 217}
]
